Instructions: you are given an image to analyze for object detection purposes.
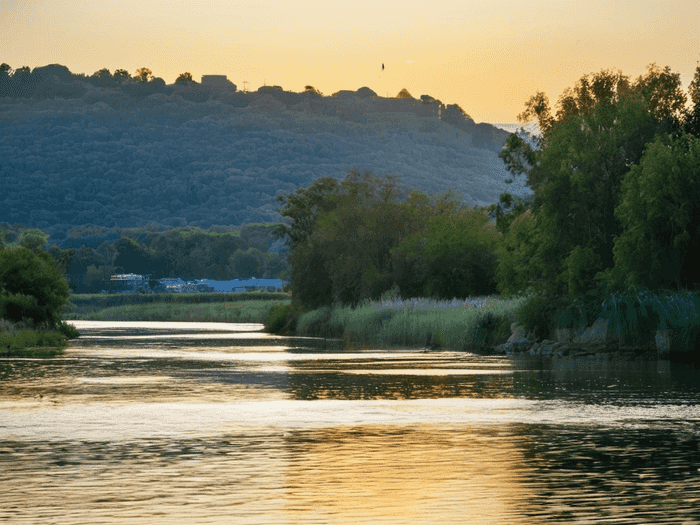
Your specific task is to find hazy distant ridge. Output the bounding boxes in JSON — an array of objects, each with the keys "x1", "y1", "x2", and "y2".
[{"x1": 0, "y1": 65, "x2": 529, "y2": 235}]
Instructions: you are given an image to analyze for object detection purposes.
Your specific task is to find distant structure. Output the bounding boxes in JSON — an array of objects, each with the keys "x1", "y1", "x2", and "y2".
[{"x1": 201, "y1": 75, "x2": 236, "y2": 90}]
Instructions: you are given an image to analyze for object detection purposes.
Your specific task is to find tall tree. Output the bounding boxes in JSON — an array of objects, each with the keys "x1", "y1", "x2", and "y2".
[
  {"x1": 497, "y1": 65, "x2": 678, "y2": 296},
  {"x1": 612, "y1": 133, "x2": 700, "y2": 289}
]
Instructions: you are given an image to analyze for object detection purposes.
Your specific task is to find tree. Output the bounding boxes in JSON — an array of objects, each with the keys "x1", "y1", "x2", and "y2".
[
  {"x1": 134, "y1": 67, "x2": 153, "y2": 83},
  {"x1": 496, "y1": 65, "x2": 678, "y2": 297},
  {"x1": 89, "y1": 68, "x2": 113, "y2": 87},
  {"x1": 113, "y1": 69, "x2": 131, "y2": 83},
  {"x1": 396, "y1": 88, "x2": 413, "y2": 99},
  {"x1": 175, "y1": 72, "x2": 194, "y2": 85},
  {"x1": 304, "y1": 85, "x2": 322, "y2": 96},
  {"x1": 612, "y1": 133, "x2": 700, "y2": 289},
  {"x1": 393, "y1": 207, "x2": 500, "y2": 299},
  {"x1": 0, "y1": 248, "x2": 70, "y2": 327}
]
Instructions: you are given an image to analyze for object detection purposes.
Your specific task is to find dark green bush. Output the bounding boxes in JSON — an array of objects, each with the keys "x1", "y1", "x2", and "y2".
[
  {"x1": 517, "y1": 292, "x2": 561, "y2": 341},
  {"x1": 264, "y1": 303, "x2": 297, "y2": 334},
  {"x1": 57, "y1": 321, "x2": 80, "y2": 339}
]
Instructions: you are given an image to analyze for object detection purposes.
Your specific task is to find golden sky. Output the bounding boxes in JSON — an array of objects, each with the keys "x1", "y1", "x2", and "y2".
[{"x1": 2, "y1": 0, "x2": 699, "y2": 122}]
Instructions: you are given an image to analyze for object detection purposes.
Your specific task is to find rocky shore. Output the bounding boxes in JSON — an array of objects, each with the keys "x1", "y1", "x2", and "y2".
[{"x1": 492, "y1": 318, "x2": 696, "y2": 361}]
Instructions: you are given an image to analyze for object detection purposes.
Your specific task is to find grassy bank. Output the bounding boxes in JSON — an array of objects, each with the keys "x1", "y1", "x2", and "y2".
[
  {"x1": 66, "y1": 292, "x2": 291, "y2": 323},
  {"x1": 0, "y1": 319, "x2": 79, "y2": 357},
  {"x1": 290, "y1": 296, "x2": 525, "y2": 351}
]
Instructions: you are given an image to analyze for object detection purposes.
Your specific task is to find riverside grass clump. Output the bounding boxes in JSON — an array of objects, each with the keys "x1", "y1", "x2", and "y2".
[
  {"x1": 602, "y1": 288, "x2": 700, "y2": 351},
  {"x1": 298, "y1": 296, "x2": 524, "y2": 351},
  {"x1": 0, "y1": 318, "x2": 79, "y2": 357}
]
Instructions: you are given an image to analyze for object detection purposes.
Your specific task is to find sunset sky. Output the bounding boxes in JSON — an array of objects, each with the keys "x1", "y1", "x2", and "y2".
[{"x1": 2, "y1": 0, "x2": 699, "y2": 123}]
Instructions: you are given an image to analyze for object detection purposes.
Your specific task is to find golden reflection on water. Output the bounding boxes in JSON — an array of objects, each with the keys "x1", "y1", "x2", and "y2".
[
  {"x1": 284, "y1": 424, "x2": 533, "y2": 524},
  {"x1": 1, "y1": 424, "x2": 534, "y2": 525},
  {"x1": 3, "y1": 321, "x2": 700, "y2": 523}
]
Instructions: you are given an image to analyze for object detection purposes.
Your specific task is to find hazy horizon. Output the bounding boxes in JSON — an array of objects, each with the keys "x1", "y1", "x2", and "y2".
[{"x1": 2, "y1": 0, "x2": 699, "y2": 123}]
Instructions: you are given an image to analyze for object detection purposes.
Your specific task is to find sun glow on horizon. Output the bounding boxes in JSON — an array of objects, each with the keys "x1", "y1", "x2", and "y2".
[{"x1": 1, "y1": 0, "x2": 699, "y2": 122}]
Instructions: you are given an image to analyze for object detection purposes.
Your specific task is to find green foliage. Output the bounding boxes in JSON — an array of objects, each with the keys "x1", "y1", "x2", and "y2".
[
  {"x1": 264, "y1": 303, "x2": 297, "y2": 334},
  {"x1": 494, "y1": 210, "x2": 541, "y2": 296},
  {"x1": 393, "y1": 207, "x2": 500, "y2": 299},
  {"x1": 57, "y1": 320, "x2": 80, "y2": 339},
  {"x1": 516, "y1": 292, "x2": 562, "y2": 341},
  {"x1": 74, "y1": 299, "x2": 288, "y2": 323},
  {"x1": 0, "y1": 247, "x2": 70, "y2": 327},
  {"x1": 321, "y1": 296, "x2": 523, "y2": 351},
  {"x1": 496, "y1": 64, "x2": 682, "y2": 299},
  {"x1": 613, "y1": 133, "x2": 700, "y2": 289},
  {"x1": 280, "y1": 170, "x2": 504, "y2": 310}
]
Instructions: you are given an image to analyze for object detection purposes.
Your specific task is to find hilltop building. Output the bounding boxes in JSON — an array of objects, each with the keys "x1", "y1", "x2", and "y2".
[{"x1": 201, "y1": 75, "x2": 236, "y2": 90}]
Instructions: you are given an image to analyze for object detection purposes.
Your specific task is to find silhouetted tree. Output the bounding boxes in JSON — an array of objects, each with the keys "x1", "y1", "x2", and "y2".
[
  {"x1": 175, "y1": 72, "x2": 194, "y2": 84},
  {"x1": 134, "y1": 67, "x2": 153, "y2": 83}
]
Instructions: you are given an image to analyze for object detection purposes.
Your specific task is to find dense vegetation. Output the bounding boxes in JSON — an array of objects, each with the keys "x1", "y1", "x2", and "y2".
[
  {"x1": 0, "y1": 62, "x2": 524, "y2": 237},
  {"x1": 273, "y1": 64, "x2": 700, "y2": 356},
  {"x1": 0, "y1": 229, "x2": 78, "y2": 355},
  {"x1": 65, "y1": 292, "x2": 289, "y2": 323},
  {"x1": 490, "y1": 63, "x2": 700, "y2": 345},
  {"x1": 277, "y1": 169, "x2": 500, "y2": 311},
  {"x1": 1, "y1": 223, "x2": 288, "y2": 293}
]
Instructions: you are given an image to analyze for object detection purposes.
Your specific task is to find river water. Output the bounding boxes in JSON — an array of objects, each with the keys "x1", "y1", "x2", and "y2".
[{"x1": 1, "y1": 321, "x2": 700, "y2": 524}]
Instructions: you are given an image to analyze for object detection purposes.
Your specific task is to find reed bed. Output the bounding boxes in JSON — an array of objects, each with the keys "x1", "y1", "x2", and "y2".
[
  {"x1": 65, "y1": 292, "x2": 289, "y2": 317},
  {"x1": 298, "y1": 296, "x2": 525, "y2": 351},
  {"x1": 73, "y1": 299, "x2": 290, "y2": 323}
]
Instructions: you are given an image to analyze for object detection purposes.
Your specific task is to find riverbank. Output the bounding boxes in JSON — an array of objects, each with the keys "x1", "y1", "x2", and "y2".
[
  {"x1": 64, "y1": 292, "x2": 291, "y2": 323},
  {"x1": 0, "y1": 320, "x2": 79, "y2": 357},
  {"x1": 267, "y1": 293, "x2": 700, "y2": 361},
  {"x1": 271, "y1": 296, "x2": 525, "y2": 352}
]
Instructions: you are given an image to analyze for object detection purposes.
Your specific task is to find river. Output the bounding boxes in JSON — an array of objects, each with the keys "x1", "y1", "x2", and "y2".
[{"x1": 1, "y1": 321, "x2": 700, "y2": 524}]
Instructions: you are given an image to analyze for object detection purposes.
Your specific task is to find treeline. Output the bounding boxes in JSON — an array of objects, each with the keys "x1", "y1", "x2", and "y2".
[
  {"x1": 1, "y1": 223, "x2": 288, "y2": 294},
  {"x1": 275, "y1": 64, "x2": 700, "y2": 348},
  {"x1": 277, "y1": 169, "x2": 500, "y2": 311},
  {"x1": 490, "y1": 63, "x2": 700, "y2": 336}
]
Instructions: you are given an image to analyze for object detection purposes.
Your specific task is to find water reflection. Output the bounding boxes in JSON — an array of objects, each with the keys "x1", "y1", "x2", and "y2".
[{"x1": 1, "y1": 321, "x2": 700, "y2": 524}]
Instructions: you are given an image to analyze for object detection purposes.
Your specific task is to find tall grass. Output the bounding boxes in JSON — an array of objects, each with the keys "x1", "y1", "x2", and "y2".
[
  {"x1": 298, "y1": 296, "x2": 524, "y2": 351},
  {"x1": 602, "y1": 288, "x2": 700, "y2": 350},
  {"x1": 65, "y1": 292, "x2": 289, "y2": 318},
  {"x1": 75, "y1": 299, "x2": 290, "y2": 323},
  {"x1": 0, "y1": 318, "x2": 73, "y2": 357}
]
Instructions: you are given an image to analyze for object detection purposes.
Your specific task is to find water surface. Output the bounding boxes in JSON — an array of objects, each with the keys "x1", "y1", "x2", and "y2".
[{"x1": 2, "y1": 321, "x2": 700, "y2": 523}]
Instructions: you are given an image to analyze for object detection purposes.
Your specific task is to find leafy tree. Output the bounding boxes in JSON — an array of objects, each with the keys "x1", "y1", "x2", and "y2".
[
  {"x1": 18, "y1": 229, "x2": 49, "y2": 251},
  {"x1": 91, "y1": 68, "x2": 113, "y2": 85},
  {"x1": 304, "y1": 85, "x2": 322, "y2": 96},
  {"x1": 496, "y1": 65, "x2": 678, "y2": 297},
  {"x1": 396, "y1": 88, "x2": 413, "y2": 99},
  {"x1": 134, "y1": 67, "x2": 153, "y2": 83},
  {"x1": 0, "y1": 248, "x2": 70, "y2": 327},
  {"x1": 114, "y1": 237, "x2": 155, "y2": 275},
  {"x1": 113, "y1": 69, "x2": 131, "y2": 83},
  {"x1": 175, "y1": 72, "x2": 194, "y2": 84},
  {"x1": 229, "y1": 248, "x2": 263, "y2": 278},
  {"x1": 612, "y1": 133, "x2": 700, "y2": 289},
  {"x1": 393, "y1": 207, "x2": 500, "y2": 299}
]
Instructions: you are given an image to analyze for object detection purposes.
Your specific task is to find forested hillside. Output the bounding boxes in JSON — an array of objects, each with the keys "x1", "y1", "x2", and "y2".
[{"x1": 0, "y1": 63, "x2": 528, "y2": 237}]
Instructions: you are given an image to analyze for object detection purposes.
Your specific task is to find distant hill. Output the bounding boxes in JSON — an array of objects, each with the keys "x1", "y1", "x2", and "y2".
[{"x1": 0, "y1": 64, "x2": 530, "y2": 237}]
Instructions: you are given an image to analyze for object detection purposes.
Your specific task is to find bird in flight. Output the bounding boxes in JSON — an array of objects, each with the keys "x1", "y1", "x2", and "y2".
[{"x1": 382, "y1": 63, "x2": 385, "y2": 71}]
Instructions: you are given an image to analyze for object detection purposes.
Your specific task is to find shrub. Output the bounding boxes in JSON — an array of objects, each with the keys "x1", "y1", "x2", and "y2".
[
  {"x1": 57, "y1": 321, "x2": 80, "y2": 339},
  {"x1": 517, "y1": 292, "x2": 561, "y2": 341},
  {"x1": 265, "y1": 303, "x2": 296, "y2": 334}
]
